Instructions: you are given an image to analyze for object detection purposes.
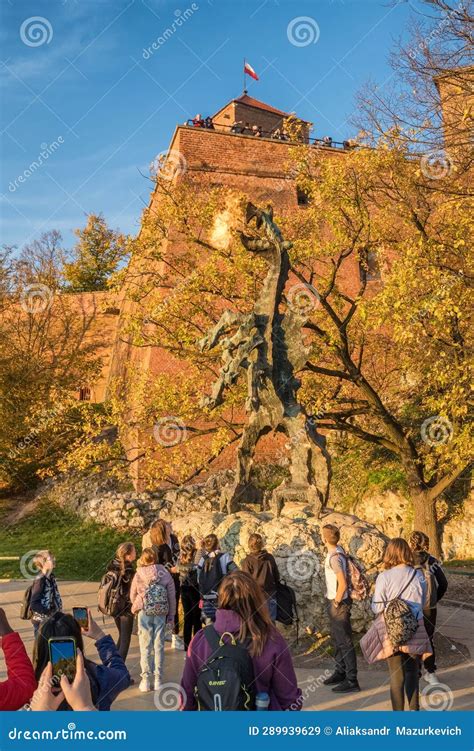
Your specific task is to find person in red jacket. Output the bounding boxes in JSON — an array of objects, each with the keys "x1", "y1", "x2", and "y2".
[{"x1": 0, "y1": 607, "x2": 37, "y2": 710}]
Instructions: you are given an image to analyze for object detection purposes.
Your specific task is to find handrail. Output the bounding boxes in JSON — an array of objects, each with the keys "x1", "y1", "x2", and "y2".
[{"x1": 183, "y1": 120, "x2": 355, "y2": 150}]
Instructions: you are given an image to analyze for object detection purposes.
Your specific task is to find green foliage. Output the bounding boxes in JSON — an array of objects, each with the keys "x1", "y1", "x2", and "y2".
[
  {"x1": 332, "y1": 442, "x2": 407, "y2": 512},
  {"x1": 63, "y1": 214, "x2": 129, "y2": 292},
  {"x1": 0, "y1": 499, "x2": 141, "y2": 580},
  {"x1": 250, "y1": 463, "x2": 291, "y2": 492}
]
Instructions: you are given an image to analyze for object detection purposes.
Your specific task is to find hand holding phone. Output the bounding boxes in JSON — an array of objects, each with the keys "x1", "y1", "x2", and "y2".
[
  {"x1": 48, "y1": 637, "x2": 77, "y2": 692},
  {"x1": 73, "y1": 607, "x2": 89, "y2": 630},
  {"x1": 81, "y1": 610, "x2": 105, "y2": 642},
  {"x1": 60, "y1": 650, "x2": 96, "y2": 711},
  {"x1": 30, "y1": 662, "x2": 65, "y2": 711}
]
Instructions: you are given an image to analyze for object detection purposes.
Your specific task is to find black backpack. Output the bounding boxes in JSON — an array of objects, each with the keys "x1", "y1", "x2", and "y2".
[
  {"x1": 382, "y1": 570, "x2": 420, "y2": 648},
  {"x1": 195, "y1": 626, "x2": 255, "y2": 711},
  {"x1": 276, "y1": 580, "x2": 299, "y2": 641},
  {"x1": 97, "y1": 571, "x2": 123, "y2": 617},
  {"x1": 20, "y1": 584, "x2": 33, "y2": 620},
  {"x1": 199, "y1": 553, "x2": 225, "y2": 597}
]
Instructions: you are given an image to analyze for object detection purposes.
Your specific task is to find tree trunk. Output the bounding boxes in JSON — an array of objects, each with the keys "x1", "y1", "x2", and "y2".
[{"x1": 411, "y1": 489, "x2": 442, "y2": 558}]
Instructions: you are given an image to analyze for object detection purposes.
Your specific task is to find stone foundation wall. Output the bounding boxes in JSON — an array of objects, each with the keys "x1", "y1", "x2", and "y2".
[
  {"x1": 339, "y1": 491, "x2": 474, "y2": 561},
  {"x1": 43, "y1": 472, "x2": 388, "y2": 633}
]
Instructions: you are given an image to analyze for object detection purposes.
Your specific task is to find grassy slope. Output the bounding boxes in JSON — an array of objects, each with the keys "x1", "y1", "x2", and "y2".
[{"x1": 0, "y1": 499, "x2": 141, "y2": 581}]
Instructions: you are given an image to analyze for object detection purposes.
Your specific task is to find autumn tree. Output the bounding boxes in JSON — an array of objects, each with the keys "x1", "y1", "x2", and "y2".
[
  {"x1": 63, "y1": 213, "x2": 129, "y2": 292},
  {"x1": 97, "y1": 134, "x2": 472, "y2": 555},
  {"x1": 0, "y1": 234, "x2": 104, "y2": 489},
  {"x1": 284, "y1": 141, "x2": 471, "y2": 557},
  {"x1": 357, "y1": 0, "x2": 473, "y2": 171}
]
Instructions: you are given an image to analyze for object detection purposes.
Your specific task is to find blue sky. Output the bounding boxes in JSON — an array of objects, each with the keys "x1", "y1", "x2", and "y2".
[{"x1": 1, "y1": 0, "x2": 420, "y2": 250}]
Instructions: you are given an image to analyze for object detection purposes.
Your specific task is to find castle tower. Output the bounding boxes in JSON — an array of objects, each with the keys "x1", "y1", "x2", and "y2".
[
  {"x1": 107, "y1": 96, "x2": 352, "y2": 489},
  {"x1": 434, "y1": 65, "x2": 474, "y2": 154}
]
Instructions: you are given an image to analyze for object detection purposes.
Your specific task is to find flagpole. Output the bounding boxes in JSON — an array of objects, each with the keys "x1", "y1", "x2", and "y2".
[{"x1": 243, "y1": 57, "x2": 247, "y2": 95}]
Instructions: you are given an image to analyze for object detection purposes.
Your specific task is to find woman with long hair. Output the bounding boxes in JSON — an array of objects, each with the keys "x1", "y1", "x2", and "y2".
[
  {"x1": 148, "y1": 520, "x2": 183, "y2": 650},
  {"x1": 371, "y1": 538, "x2": 427, "y2": 711},
  {"x1": 176, "y1": 535, "x2": 201, "y2": 650},
  {"x1": 408, "y1": 531, "x2": 448, "y2": 685},
  {"x1": 181, "y1": 571, "x2": 301, "y2": 710},
  {"x1": 104, "y1": 542, "x2": 136, "y2": 660},
  {"x1": 33, "y1": 611, "x2": 129, "y2": 711},
  {"x1": 196, "y1": 533, "x2": 237, "y2": 623}
]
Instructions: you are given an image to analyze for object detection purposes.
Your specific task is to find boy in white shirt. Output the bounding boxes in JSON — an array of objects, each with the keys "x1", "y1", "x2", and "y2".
[{"x1": 322, "y1": 524, "x2": 360, "y2": 693}]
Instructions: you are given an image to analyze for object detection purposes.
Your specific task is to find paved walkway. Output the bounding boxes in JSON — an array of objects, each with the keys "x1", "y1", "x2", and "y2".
[{"x1": 1, "y1": 580, "x2": 472, "y2": 711}]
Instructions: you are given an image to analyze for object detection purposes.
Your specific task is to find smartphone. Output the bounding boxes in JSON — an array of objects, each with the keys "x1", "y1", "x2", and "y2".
[
  {"x1": 48, "y1": 637, "x2": 76, "y2": 690},
  {"x1": 72, "y1": 607, "x2": 89, "y2": 630}
]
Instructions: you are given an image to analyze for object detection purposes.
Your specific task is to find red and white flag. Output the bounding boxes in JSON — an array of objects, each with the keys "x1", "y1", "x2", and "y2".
[{"x1": 244, "y1": 61, "x2": 259, "y2": 81}]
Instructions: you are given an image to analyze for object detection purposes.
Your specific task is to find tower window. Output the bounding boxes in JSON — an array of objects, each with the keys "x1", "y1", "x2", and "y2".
[
  {"x1": 297, "y1": 188, "x2": 309, "y2": 206},
  {"x1": 79, "y1": 387, "x2": 91, "y2": 401}
]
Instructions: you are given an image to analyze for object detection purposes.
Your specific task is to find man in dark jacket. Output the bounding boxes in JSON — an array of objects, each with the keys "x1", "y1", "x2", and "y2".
[
  {"x1": 241, "y1": 533, "x2": 280, "y2": 621},
  {"x1": 409, "y1": 531, "x2": 448, "y2": 685}
]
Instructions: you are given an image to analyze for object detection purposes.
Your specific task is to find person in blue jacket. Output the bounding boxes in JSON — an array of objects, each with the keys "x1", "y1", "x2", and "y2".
[
  {"x1": 29, "y1": 550, "x2": 62, "y2": 636},
  {"x1": 33, "y1": 610, "x2": 130, "y2": 711}
]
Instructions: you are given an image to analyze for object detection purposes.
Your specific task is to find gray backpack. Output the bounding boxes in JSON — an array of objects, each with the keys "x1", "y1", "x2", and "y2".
[
  {"x1": 415, "y1": 559, "x2": 437, "y2": 609},
  {"x1": 382, "y1": 570, "x2": 419, "y2": 647}
]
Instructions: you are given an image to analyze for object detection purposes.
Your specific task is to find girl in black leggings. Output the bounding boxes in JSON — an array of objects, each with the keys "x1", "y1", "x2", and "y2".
[
  {"x1": 106, "y1": 542, "x2": 136, "y2": 661},
  {"x1": 371, "y1": 538, "x2": 426, "y2": 711},
  {"x1": 176, "y1": 535, "x2": 201, "y2": 650}
]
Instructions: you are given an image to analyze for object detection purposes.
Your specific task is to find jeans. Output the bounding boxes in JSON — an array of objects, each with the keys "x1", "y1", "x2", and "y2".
[
  {"x1": 387, "y1": 652, "x2": 420, "y2": 710},
  {"x1": 181, "y1": 586, "x2": 201, "y2": 650},
  {"x1": 114, "y1": 613, "x2": 134, "y2": 660},
  {"x1": 423, "y1": 608, "x2": 437, "y2": 673},
  {"x1": 267, "y1": 596, "x2": 277, "y2": 622},
  {"x1": 138, "y1": 612, "x2": 167, "y2": 681},
  {"x1": 327, "y1": 598, "x2": 357, "y2": 681}
]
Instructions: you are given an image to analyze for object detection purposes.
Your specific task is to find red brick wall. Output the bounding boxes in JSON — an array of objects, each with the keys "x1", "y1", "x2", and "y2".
[{"x1": 117, "y1": 127, "x2": 361, "y2": 489}]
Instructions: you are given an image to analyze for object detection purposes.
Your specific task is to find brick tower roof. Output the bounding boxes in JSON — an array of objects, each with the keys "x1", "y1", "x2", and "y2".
[{"x1": 213, "y1": 94, "x2": 312, "y2": 124}]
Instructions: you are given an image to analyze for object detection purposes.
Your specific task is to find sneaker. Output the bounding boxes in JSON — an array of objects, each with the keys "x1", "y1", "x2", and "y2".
[
  {"x1": 332, "y1": 679, "x2": 361, "y2": 693},
  {"x1": 154, "y1": 677, "x2": 162, "y2": 691},
  {"x1": 139, "y1": 679, "x2": 152, "y2": 693},
  {"x1": 171, "y1": 634, "x2": 185, "y2": 650},
  {"x1": 424, "y1": 672, "x2": 440, "y2": 685},
  {"x1": 323, "y1": 672, "x2": 346, "y2": 686}
]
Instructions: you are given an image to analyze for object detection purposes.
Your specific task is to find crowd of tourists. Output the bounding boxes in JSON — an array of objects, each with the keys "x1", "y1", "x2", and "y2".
[
  {"x1": 183, "y1": 114, "x2": 357, "y2": 149},
  {"x1": 0, "y1": 521, "x2": 447, "y2": 713}
]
